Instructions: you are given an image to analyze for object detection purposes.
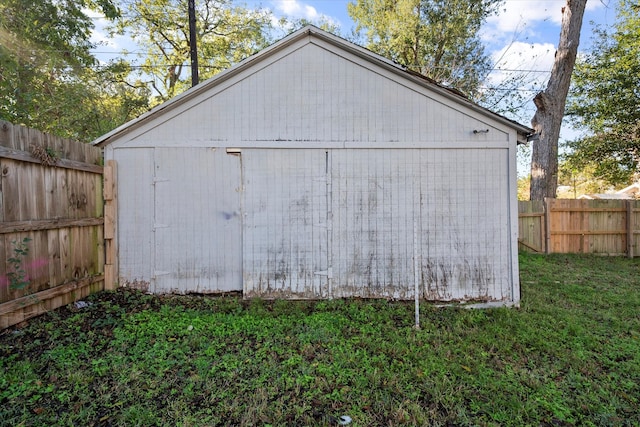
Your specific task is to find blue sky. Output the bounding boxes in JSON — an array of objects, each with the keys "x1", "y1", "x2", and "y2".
[
  {"x1": 264, "y1": 0, "x2": 615, "y2": 51},
  {"x1": 263, "y1": 0, "x2": 615, "y2": 101}
]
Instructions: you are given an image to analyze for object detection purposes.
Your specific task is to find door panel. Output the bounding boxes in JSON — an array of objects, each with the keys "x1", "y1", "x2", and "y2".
[
  {"x1": 331, "y1": 149, "x2": 511, "y2": 301},
  {"x1": 153, "y1": 147, "x2": 242, "y2": 293},
  {"x1": 242, "y1": 149, "x2": 329, "y2": 298},
  {"x1": 114, "y1": 148, "x2": 154, "y2": 285}
]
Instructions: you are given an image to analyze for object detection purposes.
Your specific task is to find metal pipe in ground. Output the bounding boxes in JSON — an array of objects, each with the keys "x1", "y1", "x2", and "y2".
[{"x1": 413, "y1": 217, "x2": 420, "y2": 329}]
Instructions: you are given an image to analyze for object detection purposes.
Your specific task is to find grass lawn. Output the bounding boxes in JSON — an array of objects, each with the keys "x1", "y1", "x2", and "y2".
[{"x1": 1, "y1": 253, "x2": 639, "y2": 426}]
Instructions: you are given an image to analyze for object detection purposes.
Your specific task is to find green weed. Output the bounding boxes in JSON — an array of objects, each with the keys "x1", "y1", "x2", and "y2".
[
  {"x1": 7, "y1": 237, "x2": 31, "y2": 290},
  {"x1": 0, "y1": 254, "x2": 639, "y2": 426}
]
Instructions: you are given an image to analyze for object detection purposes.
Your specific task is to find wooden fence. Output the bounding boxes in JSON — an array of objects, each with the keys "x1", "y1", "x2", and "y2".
[
  {"x1": 519, "y1": 199, "x2": 640, "y2": 257},
  {"x1": 0, "y1": 121, "x2": 106, "y2": 329}
]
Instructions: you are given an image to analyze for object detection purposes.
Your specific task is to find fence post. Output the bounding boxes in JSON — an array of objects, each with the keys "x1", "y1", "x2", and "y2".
[
  {"x1": 544, "y1": 198, "x2": 552, "y2": 254},
  {"x1": 104, "y1": 160, "x2": 118, "y2": 290},
  {"x1": 627, "y1": 200, "x2": 633, "y2": 259}
]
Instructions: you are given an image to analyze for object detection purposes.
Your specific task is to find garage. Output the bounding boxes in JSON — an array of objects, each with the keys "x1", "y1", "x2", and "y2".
[{"x1": 94, "y1": 25, "x2": 530, "y2": 305}]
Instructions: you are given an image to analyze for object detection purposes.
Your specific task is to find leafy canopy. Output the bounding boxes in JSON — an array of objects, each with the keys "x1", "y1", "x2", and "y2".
[
  {"x1": 0, "y1": 0, "x2": 149, "y2": 141},
  {"x1": 114, "y1": 0, "x2": 273, "y2": 103},
  {"x1": 347, "y1": 0, "x2": 502, "y2": 97},
  {"x1": 565, "y1": 0, "x2": 640, "y2": 186}
]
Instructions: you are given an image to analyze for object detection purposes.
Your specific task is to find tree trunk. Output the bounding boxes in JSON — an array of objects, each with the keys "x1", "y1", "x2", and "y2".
[{"x1": 530, "y1": 0, "x2": 587, "y2": 201}]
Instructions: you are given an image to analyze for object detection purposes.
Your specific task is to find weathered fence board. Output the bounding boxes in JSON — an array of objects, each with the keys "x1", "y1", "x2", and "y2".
[
  {"x1": 0, "y1": 121, "x2": 104, "y2": 329},
  {"x1": 518, "y1": 200, "x2": 545, "y2": 253},
  {"x1": 518, "y1": 199, "x2": 639, "y2": 257}
]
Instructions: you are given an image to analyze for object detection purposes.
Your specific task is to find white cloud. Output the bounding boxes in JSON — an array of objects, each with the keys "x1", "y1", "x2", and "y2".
[
  {"x1": 268, "y1": 0, "x2": 342, "y2": 35},
  {"x1": 482, "y1": 42, "x2": 555, "y2": 124},
  {"x1": 483, "y1": 0, "x2": 605, "y2": 45},
  {"x1": 271, "y1": 0, "x2": 321, "y2": 21},
  {"x1": 488, "y1": 0, "x2": 565, "y2": 34},
  {"x1": 85, "y1": 8, "x2": 121, "y2": 51},
  {"x1": 488, "y1": 41, "x2": 555, "y2": 84},
  {"x1": 85, "y1": 8, "x2": 145, "y2": 65},
  {"x1": 90, "y1": 28, "x2": 119, "y2": 50}
]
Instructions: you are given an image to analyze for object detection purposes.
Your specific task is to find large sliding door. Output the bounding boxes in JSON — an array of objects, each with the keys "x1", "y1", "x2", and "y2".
[
  {"x1": 242, "y1": 149, "x2": 329, "y2": 298},
  {"x1": 331, "y1": 149, "x2": 512, "y2": 301},
  {"x1": 238, "y1": 147, "x2": 512, "y2": 302},
  {"x1": 153, "y1": 147, "x2": 242, "y2": 293},
  {"x1": 116, "y1": 145, "x2": 511, "y2": 300}
]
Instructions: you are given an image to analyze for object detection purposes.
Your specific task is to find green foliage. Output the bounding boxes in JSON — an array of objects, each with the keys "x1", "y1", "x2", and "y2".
[
  {"x1": 517, "y1": 175, "x2": 530, "y2": 201},
  {"x1": 80, "y1": 62, "x2": 151, "y2": 138},
  {"x1": 7, "y1": 238, "x2": 31, "y2": 290},
  {"x1": 557, "y1": 159, "x2": 614, "y2": 198},
  {"x1": 1, "y1": 255, "x2": 640, "y2": 425},
  {"x1": 347, "y1": 0, "x2": 502, "y2": 97},
  {"x1": 0, "y1": 0, "x2": 94, "y2": 133},
  {"x1": 277, "y1": 16, "x2": 341, "y2": 37},
  {"x1": 565, "y1": 0, "x2": 640, "y2": 186},
  {"x1": 114, "y1": 0, "x2": 273, "y2": 103},
  {"x1": 0, "y1": 0, "x2": 149, "y2": 141}
]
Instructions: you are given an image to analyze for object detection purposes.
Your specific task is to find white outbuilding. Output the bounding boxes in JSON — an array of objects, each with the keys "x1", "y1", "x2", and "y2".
[{"x1": 94, "y1": 26, "x2": 531, "y2": 305}]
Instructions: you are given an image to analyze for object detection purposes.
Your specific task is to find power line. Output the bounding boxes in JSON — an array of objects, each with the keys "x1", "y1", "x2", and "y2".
[
  {"x1": 91, "y1": 60, "x2": 552, "y2": 76},
  {"x1": 86, "y1": 49, "x2": 553, "y2": 73},
  {"x1": 479, "y1": 86, "x2": 541, "y2": 93}
]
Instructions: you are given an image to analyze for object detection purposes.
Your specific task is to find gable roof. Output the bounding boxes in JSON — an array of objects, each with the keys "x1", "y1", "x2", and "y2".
[{"x1": 93, "y1": 25, "x2": 532, "y2": 147}]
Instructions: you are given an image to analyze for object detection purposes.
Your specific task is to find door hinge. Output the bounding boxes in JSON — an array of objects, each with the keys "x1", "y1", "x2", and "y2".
[
  {"x1": 153, "y1": 271, "x2": 170, "y2": 278},
  {"x1": 314, "y1": 268, "x2": 333, "y2": 279},
  {"x1": 153, "y1": 177, "x2": 169, "y2": 184}
]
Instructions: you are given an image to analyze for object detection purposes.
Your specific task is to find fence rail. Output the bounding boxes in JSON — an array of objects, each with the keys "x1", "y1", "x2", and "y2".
[
  {"x1": 0, "y1": 121, "x2": 106, "y2": 329},
  {"x1": 518, "y1": 199, "x2": 640, "y2": 257}
]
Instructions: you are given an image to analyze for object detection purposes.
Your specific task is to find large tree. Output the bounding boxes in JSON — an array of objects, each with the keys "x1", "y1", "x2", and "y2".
[
  {"x1": 0, "y1": 0, "x2": 148, "y2": 140},
  {"x1": 115, "y1": 0, "x2": 273, "y2": 103},
  {"x1": 347, "y1": 0, "x2": 502, "y2": 97},
  {"x1": 529, "y1": 0, "x2": 587, "y2": 200},
  {"x1": 564, "y1": 0, "x2": 640, "y2": 187}
]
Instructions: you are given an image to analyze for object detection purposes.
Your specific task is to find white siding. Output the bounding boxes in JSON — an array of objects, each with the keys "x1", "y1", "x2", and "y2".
[
  {"x1": 331, "y1": 149, "x2": 511, "y2": 301},
  {"x1": 242, "y1": 149, "x2": 329, "y2": 298},
  {"x1": 102, "y1": 28, "x2": 522, "y2": 304},
  {"x1": 240, "y1": 148, "x2": 514, "y2": 302},
  {"x1": 331, "y1": 149, "x2": 413, "y2": 298},
  {"x1": 114, "y1": 148, "x2": 154, "y2": 286},
  {"x1": 153, "y1": 147, "x2": 242, "y2": 293},
  {"x1": 119, "y1": 42, "x2": 509, "y2": 148},
  {"x1": 331, "y1": 149, "x2": 512, "y2": 300}
]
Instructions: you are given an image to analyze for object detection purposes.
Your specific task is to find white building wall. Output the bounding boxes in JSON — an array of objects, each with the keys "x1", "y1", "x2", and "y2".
[
  {"x1": 152, "y1": 147, "x2": 242, "y2": 293},
  {"x1": 113, "y1": 148, "x2": 154, "y2": 287},
  {"x1": 242, "y1": 149, "x2": 329, "y2": 298},
  {"x1": 334, "y1": 148, "x2": 509, "y2": 301},
  {"x1": 240, "y1": 148, "x2": 513, "y2": 302},
  {"x1": 116, "y1": 40, "x2": 509, "y2": 148},
  {"x1": 112, "y1": 146, "x2": 242, "y2": 293},
  {"x1": 102, "y1": 30, "x2": 522, "y2": 304}
]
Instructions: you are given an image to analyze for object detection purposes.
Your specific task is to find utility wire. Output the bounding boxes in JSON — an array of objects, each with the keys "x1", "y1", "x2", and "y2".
[{"x1": 87, "y1": 52, "x2": 553, "y2": 74}]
